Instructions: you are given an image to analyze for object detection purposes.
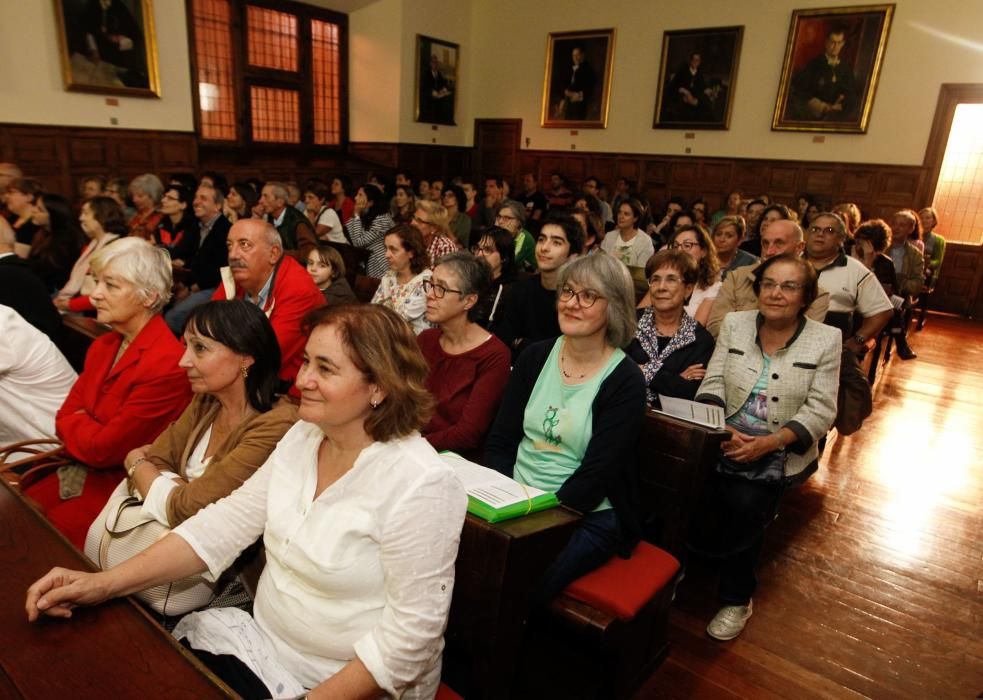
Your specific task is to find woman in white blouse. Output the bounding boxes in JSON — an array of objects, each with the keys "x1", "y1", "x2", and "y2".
[
  {"x1": 27, "y1": 304, "x2": 468, "y2": 700},
  {"x1": 371, "y1": 223, "x2": 433, "y2": 334}
]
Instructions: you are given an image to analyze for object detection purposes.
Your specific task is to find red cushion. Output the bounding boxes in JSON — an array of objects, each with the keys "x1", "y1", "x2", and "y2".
[
  {"x1": 563, "y1": 541, "x2": 680, "y2": 621},
  {"x1": 436, "y1": 682, "x2": 463, "y2": 700}
]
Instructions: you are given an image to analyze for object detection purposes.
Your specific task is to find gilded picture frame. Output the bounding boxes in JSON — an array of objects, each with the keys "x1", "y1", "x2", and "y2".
[
  {"x1": 541, "y1": 29, "x2": 616, "y2": 129},
  {"x1": 53, "y1": 0, "x2": 161, "y2": 98},
  {"x1": 415, "y1": 34, "x2": 459, "y2": 126},
  {"x1": 772, "y1": 4, "x2": 894, "y2": 133},
  {"x1": 653, "y1": 26, "x2": 744, "y2": 130}
]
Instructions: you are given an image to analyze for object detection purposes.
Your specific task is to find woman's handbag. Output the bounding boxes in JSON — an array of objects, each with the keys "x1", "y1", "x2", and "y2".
[
  {"x1": 0, "y1": 438, "x2": 71, "y2": 489},
  {"x1": 83, "y1": 479, "x2": 217, "y2": 616}
]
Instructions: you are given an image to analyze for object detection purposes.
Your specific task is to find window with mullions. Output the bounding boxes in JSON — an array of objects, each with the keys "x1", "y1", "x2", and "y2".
[{"x1": 188, "y1": 0, "x2": 347, "y2": 147}]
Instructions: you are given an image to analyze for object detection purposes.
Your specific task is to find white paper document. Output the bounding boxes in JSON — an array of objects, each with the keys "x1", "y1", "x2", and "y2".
[
  {"x1": 441, "y1": 453, "x2": 548, "y2": 507},
  {"x1": 656, "y1": 395, "x2": 726, "y2": 429}
]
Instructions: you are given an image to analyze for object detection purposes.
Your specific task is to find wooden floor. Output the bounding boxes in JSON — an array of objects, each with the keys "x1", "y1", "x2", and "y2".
[{"x1": 638, "y1": 314, "x2": 983, "y2": 699}]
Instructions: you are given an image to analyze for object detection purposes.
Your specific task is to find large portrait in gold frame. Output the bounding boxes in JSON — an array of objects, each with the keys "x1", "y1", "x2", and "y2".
[
  {"x1": 772, "y1": 4, "x2": 894, "y2": 133},
  {"x1": 541, "y1": 29, "x2": 615, "y2": 129},
  {"x1": 53, "y1": 0, "x2": 161, "y2": 97}
]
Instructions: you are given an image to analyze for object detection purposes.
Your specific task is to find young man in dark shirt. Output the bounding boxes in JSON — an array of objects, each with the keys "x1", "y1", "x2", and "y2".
[
  {"x1": 515, "y1": 172, "x2": 549, "y2": 234},
  {"x1": 493, "y1": 212, "x2": 585, "y2": 360}
]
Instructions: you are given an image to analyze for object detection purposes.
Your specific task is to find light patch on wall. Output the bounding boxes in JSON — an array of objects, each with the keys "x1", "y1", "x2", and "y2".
[
  {"x1": 908, "y1": 21, "x2": 983, "y2": 53},
  {"x1": 933, "y1": 103, "x2": 983, "y2": 245}
]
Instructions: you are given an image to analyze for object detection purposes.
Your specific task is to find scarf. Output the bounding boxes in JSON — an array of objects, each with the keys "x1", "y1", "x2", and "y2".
[{"x1": 637, "y1": 308, "x2": 698, "y2": 405}]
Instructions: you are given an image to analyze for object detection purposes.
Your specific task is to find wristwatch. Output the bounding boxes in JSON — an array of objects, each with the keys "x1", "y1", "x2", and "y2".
[{"x1": 852, "y1": 333, "x2": 867, "y2": 345}]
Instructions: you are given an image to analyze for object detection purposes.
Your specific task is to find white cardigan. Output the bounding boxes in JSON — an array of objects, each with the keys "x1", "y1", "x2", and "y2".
[{"x1": 173, "y1": 421, "x2": 468, "y2": 698}]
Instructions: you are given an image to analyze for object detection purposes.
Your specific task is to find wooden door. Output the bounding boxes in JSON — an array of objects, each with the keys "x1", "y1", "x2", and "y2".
[{"x1": 473, "y1": 119, "x2": 521, "y2": 185}]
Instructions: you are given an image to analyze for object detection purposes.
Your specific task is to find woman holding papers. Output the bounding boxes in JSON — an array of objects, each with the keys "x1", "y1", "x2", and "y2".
[
  {"x1": 485, "y1": 254, "x2": 646, "y2": 602},
  {"x1": 627, "y1": 249, "x2": 715, "y2": 406},
  {"x1": 419, "y1": 251, "x2": 511, "y2": 459},
  {"x1": 27, "y1": 304, "x2": 468, "y2": 700},
  {"x1": 693, "y1": 254, "x2": 840, "y2": 642}
]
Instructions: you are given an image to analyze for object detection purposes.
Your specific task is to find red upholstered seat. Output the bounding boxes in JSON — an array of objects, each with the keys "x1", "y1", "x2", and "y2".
[
  {"x1": 563, "y1": 541, "x2": 680, "y2": 621},
  {"x1": 435, "y1": 681, "x2": 463, "y2": 700}
]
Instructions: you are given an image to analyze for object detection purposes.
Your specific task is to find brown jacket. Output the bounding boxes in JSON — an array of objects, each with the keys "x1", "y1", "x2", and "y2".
[
  {"x1": 146, "y1": 394, "x2": 298, "y2": 526},
  {"x1": 706, "y1": 263, "x2": 830, "y2": 338}
]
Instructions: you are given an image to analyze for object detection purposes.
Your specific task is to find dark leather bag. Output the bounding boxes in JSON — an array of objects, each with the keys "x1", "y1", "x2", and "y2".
[{"x1": 0, "y1": 438, "x2": 70, "y2": 489}]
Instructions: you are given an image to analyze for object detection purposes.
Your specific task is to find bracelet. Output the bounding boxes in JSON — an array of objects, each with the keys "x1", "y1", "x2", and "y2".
[{"x1": 126, "y1": 457, "x2": 150, "y2": 479}]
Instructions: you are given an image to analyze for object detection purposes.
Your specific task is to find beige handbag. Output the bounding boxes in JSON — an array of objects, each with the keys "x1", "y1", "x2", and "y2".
[{"x1": 84, "y1": 479, "x2": 217, "y2": 616}]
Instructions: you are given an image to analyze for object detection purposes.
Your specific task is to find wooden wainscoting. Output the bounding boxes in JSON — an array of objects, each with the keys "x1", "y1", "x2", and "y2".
[
  {"x1": 0, "y1": 123, "x2": 198, "y2": 201},
  {"x1": 349, "y1": 142, "x2": 473, "y2": 182}
]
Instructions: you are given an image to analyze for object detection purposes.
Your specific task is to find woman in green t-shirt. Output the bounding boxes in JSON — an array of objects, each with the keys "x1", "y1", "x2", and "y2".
[{"x1": 485, "y1": 253, "x2": 647, "y2": 602}]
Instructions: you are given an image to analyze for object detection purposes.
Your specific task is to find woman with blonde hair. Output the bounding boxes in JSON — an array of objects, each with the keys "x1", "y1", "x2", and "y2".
[{"x1": 412, "y1": 198, "x2": 460, "y2": 267}]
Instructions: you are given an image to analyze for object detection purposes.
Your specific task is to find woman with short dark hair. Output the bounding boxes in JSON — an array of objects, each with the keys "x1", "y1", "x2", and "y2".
[
  {"x1": 418, "y1": 251, "x2": 511, "y2": 458},
  {"x1": 155, "y1": 185, "x2": 199, "y2": 264},
  {"x1": 29, "y1": 193, "x2": 83, "y2": 292},
  {"x1": 224, "y1": 182, "x2": 259, "y2": 224},
  {"x1": 27, "y1": 303, "x2": 467, "y2": 700}
]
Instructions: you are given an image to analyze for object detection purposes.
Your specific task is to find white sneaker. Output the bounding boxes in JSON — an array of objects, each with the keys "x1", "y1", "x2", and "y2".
[{"x1": 706, "y1": 600, "x2": 753, "y2": 640}]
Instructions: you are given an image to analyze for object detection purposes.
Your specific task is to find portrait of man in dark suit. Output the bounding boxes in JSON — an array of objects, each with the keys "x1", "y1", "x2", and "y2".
[
  {"x1": 542, "y1": 30, "x2": 614, "y2": 128},
  {"x1": 416, "y1": 36, "x2": 458, "y2": 126}
]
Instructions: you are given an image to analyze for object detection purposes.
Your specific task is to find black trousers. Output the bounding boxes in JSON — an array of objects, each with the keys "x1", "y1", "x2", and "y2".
[{"x1": 181, "y1": 638, "x2": 272, "y2": 699}]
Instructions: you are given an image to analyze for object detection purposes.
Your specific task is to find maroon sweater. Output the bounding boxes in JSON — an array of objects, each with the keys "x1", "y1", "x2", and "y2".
[{"x1": 417, "y1": 328, "x2": 511, "y2": 455}]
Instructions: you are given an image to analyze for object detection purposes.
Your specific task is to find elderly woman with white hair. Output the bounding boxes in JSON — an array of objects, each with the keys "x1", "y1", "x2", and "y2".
[
  {"x1": 485, "y1": 253, "x2": 647, "y2": 601},
  {"x1": 127, "y1": 173, "x2": 165, "y2": 240},
  {"x1": 23, "y1": 238, "x2": 192, "y2": 548}
]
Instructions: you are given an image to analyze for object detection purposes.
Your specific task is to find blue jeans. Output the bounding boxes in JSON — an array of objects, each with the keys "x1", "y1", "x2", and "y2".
[
  {"x1": 535, "y1": 508, "x2": 621, "y2": 605},
  {"x1": 165, "y1": 288, "x2": 216, "y2": 335}
]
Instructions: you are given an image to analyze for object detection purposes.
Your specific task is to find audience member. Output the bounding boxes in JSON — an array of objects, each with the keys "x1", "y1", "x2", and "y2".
[
  {"x1": 413, "y1": 199, "x2": 460, "y2": 266},
  {"x1": 0, "y1": 306, "x2": 77, "y2": 453},
  {"x1": 345, "y1": 183, "x2": 393, "y2": 278},
  {"x1": 104, "y1": 177, "x2": 134, "y2": 219},
  {"x1": 740, "y1": 202, "x2": 797, "y2": 257},
  {"x1": 307, "y1": 244, "x2": 357, "y2": 305},
  {"x1": 286, "y1": 181, "x2": 304, "y2": 213},
  {"x1": 0, "y1": 163, "x2": 22, "y2": 212},
  {"x1": 211, "y1": 219, "x2": 325, "y2": 391},
  {"x1": 442, "y1": 184, "x2": 472, "y2": 249},
  {"x1": 711, "y1": 189, "x2": 742, "y2": 225},
  {"x1": 495, "y1": 213, "x2": 584, "y2": 359},
  {"x1": 199, "y1": 171, "x2": 228, "y2": 196},
  {"x1": 713, "y1": 215, "x2": 758, "y2": 281},
  {"x1": 223, "y1": 181, "x2": 259, "y2": 224},
  {"x1": 546, "y1": 172, "x2": 573, "y2": 209},
  {"x1": 478, "y1": 176, "x2": 507, "y2": 230},
  {"x1": 516, "y1": 173, "x2": 549, "y2": 232},
  {"x1": 164, "y1": 184, "x2": 231, "y2": 334},
  {"x1": 27, "y1": 303, "x2": 467, "y2": 700},
  {"x1": 486, "y1": 253, "x2": 646, "y2": 602},
  {"x1": 0, "y1": 219, "x2": 63, "y2": 340},
  {"x1": 601, "y1": 198, "x2": 655, "y2": 267},
  {"x1": 472, "y1": 226, "x2": 517, "y2": 329},
  {"x1": 582, "y1": 176, "x2": 614, "y2": 226},
  {"x1": 691, "y1": 198, "x2": 709, "y2": 228},
  {"x1": 833, "y1": 202, "x2": 861, "y2": 239},
  {"x1": 29, "y1": 193, "x2": 84, "y2": 293},
  {"x1": 79, "y1": 176, "x2": 105, "y2": 201},
  {"x1": 571, "y1": 206, "x2": 603, "y2": 254},
  {"x1": 5, "y1": 177, "x2": 42, "y2": 258},
  {"x1": 663, "y1": 224, "x2": 721, "y2": 326},
  {"x1": 391, "y1": 184, "x2": 416, "y2": 225},
  {"x1": 260, "y1": 182, "x2": 316, "y2": 259},
  {"x1": 461, "y1": 178, "x2": 479, "y2": 220},
  {"x1": 330, "y1": 175, "x2": 355, "y2": 224},
  {"x1": 744, "y1": 199, "x2": 767, "y2": 234},
  {"x1": 122, "y1": 300, "x2": 297, "y2": 528},
  {"x1": 708, "y1": 219, "x2": 828, "y2": 338},
  {"x1": 303, "y1": 179, "x2": 344, "y2": 242},
  {"x1": 417, "y1": 178, "x2": 431, "y2": 202},
  {"x1": 915, "y1": 206, "x2": 946, "y2": 331},
  {"x1": 127, "y1": 174, "x2": 165, "y2": 240},
  {"x1": 802, "y1": 212, "x2": 892, "y2": 356},
  {"x1": 169, "y1": 173, "x2": 199, "y2": 196},
  {"x1": 795, "y1": 193, "x2": 816, "y2": 223},
  {"x1": 155, "y1": 185, "x2": 199, "y2": 265},
  {"x1": 885, "y1": 210, "x2": 924, "y2": 360},
  {"x1": 693, "y1": 254, "x2": 840, "y2": 641},
  {"x1": 394, "y1": 170, "x2": 412, "y2": 188},
  {"x1": 852, "y1": 219, "x2": 897, "y2": 294},
  {"x1": 496, "y1": 199, "x2": 536, "y2": 272},
  {"x1": 371, "y1": 223, "x2": 432, "y2": 334},
  {"x1": 55, "y1": 196, "x2": 126, "y2": 313},
  {"x1": 418, "y1": 252, "x2": 510, "y2": 457},
  {"x1": 627, "y1": 249, "x2": 715, "y2": 405},
  {"x1": 611, "y1": 177, "x2": 635, "y2": 214},
  {"x1": 428, "y1": 179, "x2": 444, "y2": 203},
  {"x1": 24, "y1": 238, "x2": 192, "y2": 548}
]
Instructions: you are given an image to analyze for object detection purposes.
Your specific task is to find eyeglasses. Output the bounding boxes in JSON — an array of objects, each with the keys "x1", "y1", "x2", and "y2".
[
  {"x1": 807, "y1": 225, "x2": 840, "y2": 236},
  {"x1": 472, "y1": 245, "x2": 497, "y2": 256},
  {"x1": 412, "y1": 215, "x2": 433, "y2": 226},
  {"x1": 559, "y1": 286, "x2": 603, "y2": 307},
  {"x1": 648, "y1": 273, "x2": 683, "y2": 287},
  {"x1": 760, "y1": 280, "x2": 804, "y2": 295},
  {"x1": 422, "y1": 279, "x2": 464, "y2": 298},
  {"x1": 495, "y1": 213, "x2": 518, "y2": 222},
  {"x1": 669, "y1": 240, "x2": 700, "y2": 251}
]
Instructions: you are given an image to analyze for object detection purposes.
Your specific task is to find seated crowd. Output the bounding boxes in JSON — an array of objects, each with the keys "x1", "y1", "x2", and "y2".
[{"x1": 1, "y1": 160, "x2": 946, "y2": 696}]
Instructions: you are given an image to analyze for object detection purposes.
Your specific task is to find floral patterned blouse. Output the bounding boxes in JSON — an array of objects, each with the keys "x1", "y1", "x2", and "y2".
[{"x1": 371, "y1": 268, "x2": 433, "y2": 334}]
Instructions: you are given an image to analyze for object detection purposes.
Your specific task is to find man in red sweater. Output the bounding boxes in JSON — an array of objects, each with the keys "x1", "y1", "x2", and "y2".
[{"x1": 212, "y1": 219, "x2": 324, "y2": 394}]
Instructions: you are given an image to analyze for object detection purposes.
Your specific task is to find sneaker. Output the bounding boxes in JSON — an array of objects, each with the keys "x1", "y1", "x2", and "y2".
[{"x1": 706, "y1": 600, "x2": 753, "y2": 641}]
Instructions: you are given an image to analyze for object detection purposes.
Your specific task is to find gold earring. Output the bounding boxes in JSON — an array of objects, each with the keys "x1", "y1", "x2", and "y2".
[{"x1": 240, "y1": 364, "x2": 249, "y2": 380}]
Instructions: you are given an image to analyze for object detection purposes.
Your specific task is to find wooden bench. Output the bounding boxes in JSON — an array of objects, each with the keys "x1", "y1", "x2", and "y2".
[{"x1": 524, "y1": 411, "x2": 729, "y2": 698}]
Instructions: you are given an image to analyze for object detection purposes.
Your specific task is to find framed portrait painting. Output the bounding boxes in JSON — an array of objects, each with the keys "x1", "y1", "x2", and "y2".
[
  {"x1": 53, "y1": 0, "x2": 161, "y2": 97},
  {"x1": 772, "y1": 4, "x2": 895, "y2": 133},
  {"x1": 541, "y1": 29, "x2": 616, "y2": 129},
  {"x1": 653, "y1": 26, "x2": 744, "y2": 130},
  {"x1": 415, "y1": 35, "x2": 459, "y2": 126}
]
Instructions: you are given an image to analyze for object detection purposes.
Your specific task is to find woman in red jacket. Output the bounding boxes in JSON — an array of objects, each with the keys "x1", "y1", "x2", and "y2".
[{"x1": 25, "y1": 238, "x2": 192, "y2": 547}]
